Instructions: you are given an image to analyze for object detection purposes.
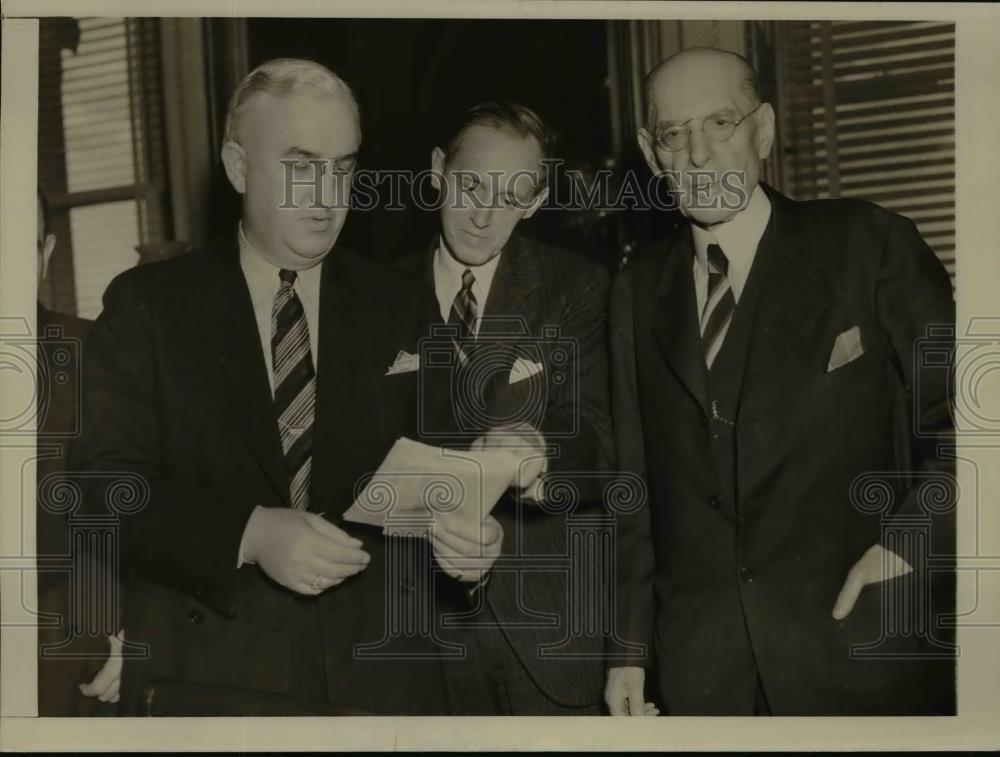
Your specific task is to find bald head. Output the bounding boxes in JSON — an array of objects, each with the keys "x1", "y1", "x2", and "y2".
[
  {"x1": 644, "y1": 47, "x2": 760, "y2": 130},
  {"x1": 636, "y1": 46, "x2": 775, "y2": 226}
]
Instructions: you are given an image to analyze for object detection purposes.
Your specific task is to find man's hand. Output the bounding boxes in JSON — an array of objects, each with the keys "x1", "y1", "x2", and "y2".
[
  {"x1": 79, "y1": 629, "x2": 124, "y2": 704},
  {"x1": 242, "y1": 507, "x2": 370, "y2": 595},
  {"x1": 431, "y1": 515, "x2": 503, "y2": 583},
  {"x1": 471, "y1": 422, "x2": 547, "y2": 495},
  {"x1": 605, "y1": 666, "x2": 658, "y2": 715},
  {"x1": 832, "y1": 543, "x2": 913, "y2": 620}
]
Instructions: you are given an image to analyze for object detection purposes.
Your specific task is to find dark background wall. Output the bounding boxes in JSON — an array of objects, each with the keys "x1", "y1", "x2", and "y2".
[{"x1": 243, "y1": 18, "x2": 621, "y2": 267}]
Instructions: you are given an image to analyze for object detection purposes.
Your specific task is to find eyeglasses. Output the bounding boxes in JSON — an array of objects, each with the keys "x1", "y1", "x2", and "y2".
[{"x1": 653, "y1": 102, "x2": 763, "y2": 153}]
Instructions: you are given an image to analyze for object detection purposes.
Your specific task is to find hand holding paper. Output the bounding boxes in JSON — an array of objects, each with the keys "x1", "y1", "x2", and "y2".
[
  {"x1": 431, "y1": 515, "x2": 504, "y2": 583},
  {"x1": 344, "y1": 436, "x2": 538, "y2": 535}
]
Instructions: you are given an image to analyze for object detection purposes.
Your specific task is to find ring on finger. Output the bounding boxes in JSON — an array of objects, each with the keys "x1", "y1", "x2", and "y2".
[{"x1": 311, "y1": 575, "x2": 322, "y2": 591}]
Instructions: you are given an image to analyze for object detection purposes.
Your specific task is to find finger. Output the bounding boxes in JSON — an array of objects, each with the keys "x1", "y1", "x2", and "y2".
[
  {"x1": 291, "y1": 578, "x2": 324, "y2": 596},
  {"x1": 832, "y1": 569, "x2": 867, "y2": 620},
  {"x1": 627, "y1": 689, "x2": 646, "y2": 716},
  {"x1": 607, "y1": 689, "x2": 627, "y2": 716},
  {"x1": 310, "y1": 536, "x2": 371, "y2": 567},
  {"x1": 431, "y1": 550, "x2": 466, "y2": 579},
  {"x1": 304, "y1": 512, "x2": 364, "y2": 548},
  {"x1": 432, "y1": 529, "x2": 484, "y2": 559},
  {"x1": 515, "y1": 456, "x2": 546, "y2": 488},
  {"x1": 79, "y1": 660, "x2": 117, "y2": 698},
  {"x1": 442, "y1": 517, "x2": 501, "y2": 546},
  {"x1": 306, "y1": 554, "x2": 368, "y2": 584},
  {"x1": 110, "y1": 693, "x2": 120, "y2": 704}
]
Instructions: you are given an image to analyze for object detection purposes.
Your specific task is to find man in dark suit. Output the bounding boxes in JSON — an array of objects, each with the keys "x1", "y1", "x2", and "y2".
[
  {"x1": 35, "y1": 189, "x2": 123, "y2": 715},
  {"x1": 398, "y1": 102, "x2": 616, "y2": 715},
  {"x1": 73, "y1": 59, "x2": 451, "y2": 715},
  {"x1": 606, "y1": 48, "x2": 955, "y2": 715}
]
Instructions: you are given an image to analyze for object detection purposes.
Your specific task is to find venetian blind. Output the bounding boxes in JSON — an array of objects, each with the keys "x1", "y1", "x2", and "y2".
[
  {"x1": 776, "y1": 20, "x2": 955, "y2": 279},
  {"x1": 38, "y1": 17, "x2": 170, "y2": 318}
]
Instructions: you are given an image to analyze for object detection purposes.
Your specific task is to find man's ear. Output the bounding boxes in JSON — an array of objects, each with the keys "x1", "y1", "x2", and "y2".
[
  {"x1": 39, "y1": 233, "x2": 56, "y2": 283},
  {"x1": 753, "y1": 103, "x2": 776, "y2": 160},
  {"x1": 430, "y1": 146, "x2": 446, "y2": 192},
  {"x1": 637, "y1": 128, "x2": 661, "y2": 176},
  {"x1": 522, "y1": 186, "x2": 549, "y2": 219},
  {"x1": 221, "y1": 140, "x2": 248, "y2": 194}
]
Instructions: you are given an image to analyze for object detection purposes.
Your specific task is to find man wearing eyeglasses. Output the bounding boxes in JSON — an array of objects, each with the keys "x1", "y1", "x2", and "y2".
[{"x1": 605, "y1": 47, "x2": 955, "y2": 715}]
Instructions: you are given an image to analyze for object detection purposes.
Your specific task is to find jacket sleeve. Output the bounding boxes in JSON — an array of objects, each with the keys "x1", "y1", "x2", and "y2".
[
  {"x1": 536, "y1": 263, "x2": 615, "y2": 500},
  {"x1": 605, "y1": 266, "x2": 657, "y2": 668},
  {"x1": 874, "y1": 213, "x2": 956, "y2": 571},
  {"x1": 71, "y1": 270, "x2": 256, "y2": 617}
]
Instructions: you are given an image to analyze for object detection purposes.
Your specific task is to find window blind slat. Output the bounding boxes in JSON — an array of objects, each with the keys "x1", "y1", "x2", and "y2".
[{"x1": 777, "y1": 20, "x2": 955, "y2": 282}]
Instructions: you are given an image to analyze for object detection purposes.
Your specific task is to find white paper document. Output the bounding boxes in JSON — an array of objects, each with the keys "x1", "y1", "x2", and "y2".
[{"x1": 343, "y1": 437, "x2": 523, "y2": 535}]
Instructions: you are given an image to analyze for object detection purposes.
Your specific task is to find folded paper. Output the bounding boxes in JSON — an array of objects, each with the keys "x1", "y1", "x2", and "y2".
[{"x1": 343, "y1": 437, "x2": 523, "y2": 536}]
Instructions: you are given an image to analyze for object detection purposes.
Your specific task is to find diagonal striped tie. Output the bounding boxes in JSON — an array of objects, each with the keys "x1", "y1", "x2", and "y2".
[
  {"x1": 272, "y1": 269, "x2": 316, "y2": 511},
  {"x1": 700, "y1": 243, "x2": 736, "y2": 369},
  {"x1": 448, "y1": 268, "x2": 478, "y2": 341}
]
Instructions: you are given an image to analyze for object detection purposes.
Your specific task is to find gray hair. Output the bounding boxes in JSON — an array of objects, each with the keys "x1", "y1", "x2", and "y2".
[{"x1": 223, "y1": 58, "x2": 359, "y2": 144}]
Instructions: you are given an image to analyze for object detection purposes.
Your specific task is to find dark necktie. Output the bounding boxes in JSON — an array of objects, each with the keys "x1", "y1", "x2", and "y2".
[
  {"x1": 700, "y1": 243, "x2": 736, "y2": 368},
  {"x1": 271, "y1": 269, "x2": 316, "y2": 511},
  {"x1": 448, "y1": 268, "x2": 478, "y2": 343}
]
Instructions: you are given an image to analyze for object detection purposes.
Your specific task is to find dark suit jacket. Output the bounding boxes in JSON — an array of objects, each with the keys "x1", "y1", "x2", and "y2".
[
  {"x1": 399, "y1": 233, "x2": 614, "y2": 709},
  {"x1": 73, "y1": 236, "x2": 452, "y2": 715},
  {"x1": 36, "y1": 305, "x2": 120, "y2": 717},
  {"x1": 610, "y1": 185, "x2": 955, "y2": 715}
]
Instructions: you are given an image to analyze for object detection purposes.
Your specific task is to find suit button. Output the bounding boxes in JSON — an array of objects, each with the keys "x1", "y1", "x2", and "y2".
[
  {"x1": 740, "y1": 567, "x2": 755, "y2": 583},
  {"x1": 188, "y1": 609, "x2": 204, "y2": 625},
  {"x1": 709, "y1": 495, "x2": 723, "y2": 509}
]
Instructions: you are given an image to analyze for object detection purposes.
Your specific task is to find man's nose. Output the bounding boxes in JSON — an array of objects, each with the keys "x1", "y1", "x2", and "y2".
[
  {"x1": 687, "y1": 126, "x2": 713, "y2": 168},
  {"x1": 470, "y1": 204, "x2": 494, "y2": 229}
]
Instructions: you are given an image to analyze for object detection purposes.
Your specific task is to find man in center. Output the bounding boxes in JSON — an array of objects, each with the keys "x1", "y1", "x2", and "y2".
[{"x1": 398, "y1": 102, "x2": 615, "y2": 715}]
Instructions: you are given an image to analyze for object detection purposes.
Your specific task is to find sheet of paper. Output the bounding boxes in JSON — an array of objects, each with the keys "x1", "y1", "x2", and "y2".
[{"x1": 343, "y1": 437, "x2": 520, "y2": 536}]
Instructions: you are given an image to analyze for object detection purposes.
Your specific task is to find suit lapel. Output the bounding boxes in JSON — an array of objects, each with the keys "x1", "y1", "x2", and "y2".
[
  {"x1": 476, "y1": 236, "x2": 543, "y2": 422},
  {"x1": 651, "y1": 226, "x2": 709, "y2": 417},
  {"x1": 479, "y1": 235, "x2": 542, "y2": 336},
  {"x1": 183, "y1": 238, "x2": 290, "y2": 504},
  {"x1": 741, "y1": 186, "x2": 832, "y2": 401},
  {"x1": 310, "y1": 246, "x2": 362, "y2": 515}
]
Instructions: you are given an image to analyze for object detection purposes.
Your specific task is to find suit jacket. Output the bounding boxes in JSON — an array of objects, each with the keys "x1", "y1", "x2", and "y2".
[
  {"x1": 610, "y1": 185, "x2": 955, "y2": 715},
  {"x1": 398, "y1": 233, "x2": 614, "y2": 708},
  {"x1": 35, "y1": 305, "x2": 119, "y2": 716},
  {"x1": 73, "y1": 236, "x2": 453, "y2": 715}
]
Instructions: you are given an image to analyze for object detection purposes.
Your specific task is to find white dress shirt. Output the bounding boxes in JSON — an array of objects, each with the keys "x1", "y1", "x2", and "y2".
[
  {"x1": 432, "y1": 239, "x2": 502, "y2": 334},
  {"x1": 238, "y1": 223, "x2": 323, "y2": 392},
  {"x1": 691, "y1": 183, "x2": 772, "y2": 314}
]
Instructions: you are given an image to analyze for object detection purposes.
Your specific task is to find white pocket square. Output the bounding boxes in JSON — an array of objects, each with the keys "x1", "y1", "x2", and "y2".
[
  {"x1": 385, "y1": 350, "x2": 419, "y2": 375},
  {"x1": 827, "y1": 326, "x2": 864, "y2": 372},
  {"x1": 509, "y1": 357, "x2": 544, "y2": 385}
]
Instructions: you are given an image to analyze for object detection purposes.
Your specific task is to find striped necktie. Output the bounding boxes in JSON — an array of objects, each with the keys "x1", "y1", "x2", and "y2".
[
  {"x1": 700, "y1": 243, "x2": 736, "y2": 368},
  {"x1": 448, "y1": 268, "x2": 478, "y2": 341},
  {"x1": 271, "y1": 269, "x2": 316, "y2": 511}
]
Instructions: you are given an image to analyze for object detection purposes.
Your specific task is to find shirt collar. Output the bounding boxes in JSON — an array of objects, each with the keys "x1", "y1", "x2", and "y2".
[
  {"x1": 690, "y1": 183, "x2": 772, "y2": 275},
  {"x1": 238, "y1": 222, "x2": 324, "y2": 301},
  {"x1": 432, "y1": 237, "x2": 503, "y2": 305}
]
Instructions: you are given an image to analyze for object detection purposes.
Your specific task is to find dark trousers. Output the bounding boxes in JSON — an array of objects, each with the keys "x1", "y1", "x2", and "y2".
[
  {"x1": 441, "y1": 602, "x2": 603, "y2": 716},
  {"x1": 753, "y1": 674, "x2": 772, "y2": 716},
  {"x1": 289, "y1": 595, "x2": 328, "y2": 703}
]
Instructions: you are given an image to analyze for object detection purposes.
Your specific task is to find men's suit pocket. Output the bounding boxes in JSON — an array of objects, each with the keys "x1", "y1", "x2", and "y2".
[{"x1": 816, "y1": 347, "x2": 881, "y2": 390}]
